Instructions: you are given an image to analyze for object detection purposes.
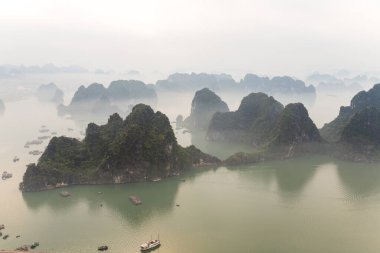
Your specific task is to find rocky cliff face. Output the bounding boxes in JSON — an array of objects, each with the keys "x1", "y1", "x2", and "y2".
[
  {"x1": 207, "y1": 92, "x2": 284, "y2": 146},
  {"x1": 340, "y1": 107, "x2": 380, "y2": 144},
  {"x1": 35, "y1": 83, "x2": 64, "y2": 105},
  {"x1": 183, "y1": 88, "x2": 229, "y2": 130},
  {"x1": 264, "y1": 103, "x2": 323, "y2": 158},
  {"x1": 58, "y1": 81, "x2": 157, "y2": 117},
  {"x1": 155, "y1": 72, "x2": 316, "y2": 97},
  {"x1": 20, "y1": 104, "x2": 220, "y2": 192},
  {"x1": 268, "y1": 103, "x2": 322, "y2": 145},
  {"x1": 321, "y1": 83, "x2": 380, "y2": 142},
  {"x1": 333, "y1": 107, "x2": 380, "y2": 162}
]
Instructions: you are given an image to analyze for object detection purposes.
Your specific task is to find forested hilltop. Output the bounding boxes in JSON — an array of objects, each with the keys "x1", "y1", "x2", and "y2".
[{"x1": 21, "y1": 104, "x2": 220, "y2": 192}]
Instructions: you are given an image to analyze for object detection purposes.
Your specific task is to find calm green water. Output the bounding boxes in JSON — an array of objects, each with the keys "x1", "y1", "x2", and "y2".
[{"x1": 1, "y1": 98, "x2": 380, "y2": 253}]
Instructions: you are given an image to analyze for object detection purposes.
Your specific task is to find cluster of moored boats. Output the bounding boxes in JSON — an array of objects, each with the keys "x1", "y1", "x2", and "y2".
[
  {"x1": 97, "y1": 236, "x2": 161, "y2": 252},
  {"x1": 1, "y1": 224, "x2": 39, "y2": 251},
  {"x1": 15, "y1": 242, "x2": 40, "y2": 251},
  {"x1": 29, "y1": 150, "x2": 43, "y2": 156},
  {"x1": 24, "y1": 125, "x2": 56, "y2": 150},
  {"x1": 2, "y1": 171, "x2": 12, "y2": 180}
]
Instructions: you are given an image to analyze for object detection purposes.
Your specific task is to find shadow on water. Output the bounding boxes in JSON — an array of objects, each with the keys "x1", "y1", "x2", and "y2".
[
  {"x1": 227, "y1": 156, "x2": 322, "y2": 201},
  {"x1": 274, "y1": 163, "x2": 317, "y2": 200},
  {"x1": 22, "y1": 174, "x2": 208, "y2": 227},
  {"x1": 336, "y1": 161, "x2": 380, "y2": 198}
]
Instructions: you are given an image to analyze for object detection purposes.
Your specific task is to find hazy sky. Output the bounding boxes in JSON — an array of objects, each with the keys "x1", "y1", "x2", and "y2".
[{"x1": 1, "y1": 0, "x2": 380, "y2": 77}]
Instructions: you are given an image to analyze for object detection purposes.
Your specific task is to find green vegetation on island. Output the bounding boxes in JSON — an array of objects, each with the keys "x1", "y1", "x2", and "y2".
[
  {"x1": 321, "y1": 83, "x2": 380, "y2": 142},
  {"x1": 207, "y1": 92, "x2": 284, "y2": 146},
  {"x1": 20, "y1": 104, "x2": 220, "y2": 192}
]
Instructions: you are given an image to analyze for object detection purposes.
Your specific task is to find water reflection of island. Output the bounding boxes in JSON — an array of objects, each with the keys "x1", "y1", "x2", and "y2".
[
  {"x1": 336, "y1": 162, "x2": 380, "y2": 198},
  {"x1": 228, "y1": 156, "x2": 321, "y2": 201},
  {"x1": 22, "y1": 178, "x2": 185, "y2": 227}
]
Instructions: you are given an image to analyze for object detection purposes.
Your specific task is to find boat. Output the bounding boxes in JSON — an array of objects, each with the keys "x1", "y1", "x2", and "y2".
[
  {"x1": 39, "y1": 129, "x2": 49, "y2": 133},
  {"x1": 152, "y1": 177, "x2": 162, "y2": 182},
  {"x1": 16, "y1": 245, "x2": 28, "y2": 251},
  {"x1": 3, "y1": 234, "x2": 9, "y2": 240},
  {"x1": 13, "y1": 156, "x2": 20, "y2": 162},
  {"x1": 0, "y1": 224, "x2": 4, "y2": 230},
  {"x1": 129, "y1": 195, "x2": 142, "y2": 205},
  {"x1": 38, "y1": 135, "x2": 51, "y2": 140},
  {"x1": 30, "y1": 242, "x2": 39, "y2": 249},
  {"x1": 60, "y1": 191, "x2": 71, "y2": 197},
  {"x1": 140, "y1": 236, "x2": 161, "y2": 252},
  {"x1": 98, "y1": 245, "x2": 108, "y2": 251},
  {"x1": 25, "y1": 140, "x2": 43, "y2": 145},
  {"x1": 29, "y1": 150, "x2": 43, "y2": 156},
  {"x1": 2, "y1": 171, "x2": 12, "y2": 180}
]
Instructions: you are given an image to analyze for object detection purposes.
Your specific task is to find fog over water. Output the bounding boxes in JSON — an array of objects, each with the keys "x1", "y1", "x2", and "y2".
[
  {"x1": 2, "y1": 0, "x2": 380, "y2": 77},
  {"x1": 2, "y1": 1, "x2": 380, "y2": 252}
]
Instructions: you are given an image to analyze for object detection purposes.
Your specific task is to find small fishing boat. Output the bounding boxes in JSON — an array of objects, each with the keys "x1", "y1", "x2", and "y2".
[
  {"x1": 129, "y1": 195, "x2": 142, "y2": 205},
  {"x1": 140, "y1": 236, "x2": 161, "y2": 252},
  {"x1": 13, "y1": 156, "x2": 20, "y2": 162},
  {"x1": 2, "y1": 171, "x2": 12, "y2": 180},
  {"x1": 30, "y1": 242, "x2": 39, "y2": 249},
  {"x1": 60, "y1": 191, "x2": 71, "y2": 197},
  {"x1": 98, "y1": 245, "x2": 108, "y2": 251},
  {"x1": 16, "y1": 245, "x2": 28, "y2": 251}
]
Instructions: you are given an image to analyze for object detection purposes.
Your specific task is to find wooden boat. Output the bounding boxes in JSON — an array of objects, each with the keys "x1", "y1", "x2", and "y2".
[
  {"x1": 129, "y1": 195, "x2": 142, "y2": 205},
  {"x1": 60, "y1": 191, "x2": 71, "y2": 197},
  {"x1": 30, "y1": 242, "x2": 39, "y2": 249},
  {"x1": 98, "y1": 245, "x2": 108, "y2": 251}
]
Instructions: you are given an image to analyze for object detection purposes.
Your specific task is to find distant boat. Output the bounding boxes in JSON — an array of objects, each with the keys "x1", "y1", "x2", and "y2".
[
  {"x1": 30, "y1": 242, "x2": 39, "y2": 249},
  {"x1": 152, "y1": 177, "x2": 162, "y2": 182},
  {"x1": 29, "y1": 150, "x2": 42, "y2": 156},
  {"x1": 140, "y1": 235, "x2": 161, "y2": 252},
  {"x1": 2, "y1": 171, "x2": 12, "y2": 180},
  {"x1": 129, "y1": 195, "x2": 142, "y2": 205},
  {"x1": 60, "y1": 191, "x2": 71, "y2": 197},
  {"x1": 13, "y1": 156, "x2": 20, "y2": 162},
  {"x1": 25, "y1": 140, "x2": 43, "y2": 145},
  {"x1": 98, "y1": 245, "x2": 108, "y2": 251},
  {"x1": 38, "y1": 135, "x2": 51, "y2": 140}
]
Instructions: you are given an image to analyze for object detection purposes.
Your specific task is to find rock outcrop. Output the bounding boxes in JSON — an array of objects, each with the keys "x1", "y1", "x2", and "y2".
[
  {"x1": 207, "y1": 92, "x2": 283, "y2": 146},
  {"x1": 35, "y1": 83, "x2": 64, "y2": 104},
  {"x1": 183, "y1": 88, "x2": 229, "y2": 130},
  {"x1": 320, "y1": 83, "x2": 380, "y2": 142},
  {"x1": 58, "y1": 81, "x2": 157, "y2": 117},
  {"x1": 20, "y1": 104, "x2": 220, "y2": 192}
]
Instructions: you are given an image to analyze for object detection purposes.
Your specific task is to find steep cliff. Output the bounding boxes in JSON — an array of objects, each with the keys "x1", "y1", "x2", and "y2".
[
  {"x1": 183, "y1": 88, "x2": 229, "y2": 130},
  {"x1": 207, "y1": 92, "x2": 283, "y2": 146},
  {"x1": 20, "y1": 104, "x2": 220, "y2": 192}
]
